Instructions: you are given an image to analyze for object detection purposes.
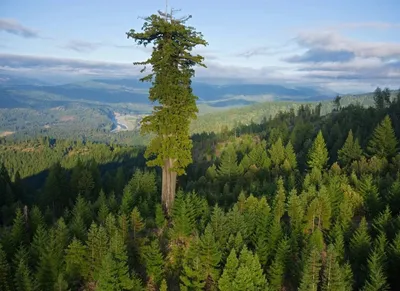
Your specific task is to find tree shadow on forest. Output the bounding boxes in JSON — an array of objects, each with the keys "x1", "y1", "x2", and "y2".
[{"x1": 19, "y1": 150, "x2": 148, "y2": 202}]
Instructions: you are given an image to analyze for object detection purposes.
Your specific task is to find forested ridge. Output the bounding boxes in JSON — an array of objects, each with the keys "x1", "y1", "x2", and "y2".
[{"x1": 0, "y1": 88, "x2": 400, "y2": 290}]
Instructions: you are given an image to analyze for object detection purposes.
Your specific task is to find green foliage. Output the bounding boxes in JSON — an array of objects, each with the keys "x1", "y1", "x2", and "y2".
[
  {"x1": 11, "y1": 207, "x2": 26, "y2": 248},
  {"x1": 2, "y1": 82, "x2": 400, "y2": 290},
  {"x1": 14, "y1": 256, "x2": 38, "y2": 291},
  {"x1": 338, "y1": 129, "x2": 363, "y2": 166},
  {"x1": 65, "y1": 237, "x2": 88, "y2": 284},
  {"x1": 217, "y1": 144, "x2": 242, "y2": 181},
  {"x1": 308, "y1": 130, "x2": 329, "y2": 170},
  {"x1": 299, "y1": 248, "x2": 322, "y2": 291},
  {"x1": 272, "y1": 177, "x2": 286, "y2": 222},
  {"x1": 155, "y1": 203, "x2": 167, "y2": 230},
  {"x1": 121, "y1": 170, "x2": 157, "y2": 215},
  {"x1": 180, "y1": 237, "x2": 205, "y2": 290},
  {"x1": 127, "y1": 12, "x2": 207, "y2": 175},
  {"x1": 362, "y1": 251, "x2": 389, "y2": 291},
  {"x1": 367, "y1": 115, "x2": 398, "y2": 159},
  {"x1": 268, "y1": 237, "x2": 290, "y2": 291},
  {"x1": 199, "y1": 224, "x2": 221, "y2": 286},
  {"x1": 321, "y1": 245, "x2": 352, "y2": 291},
  {"x1": 0, "y1": 244, "x2": 12, "y2": 291},
  {"x1": 350, "y1": 217, "x2": 372, "y2": 289},
  {"x1": 142, "y1": 239, "x2": 164, "y2": 285},
  {"x1": 373, "y1": 87, "x2": 391, "y2": 110},
  {"x1": 269, "y1": 138, "x2": 286, "y2": 171},
  {"x1": 218, "y1": 249, "x2": 239, "y2": 291},
  {"x1": 219, "y1": 247, "x2": 267, "y2": 291},
  {"x1": 130, "y1": 207, "x2": 144, "y2": 240},
  {"x1": 96, "y1": 232, "x2": 136, "y2": 291}
]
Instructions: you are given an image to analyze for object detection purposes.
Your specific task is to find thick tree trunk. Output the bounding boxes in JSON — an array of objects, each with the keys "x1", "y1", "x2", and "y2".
[{"x1": 162, "y1": 158, "x2": 177, "y2": 214}]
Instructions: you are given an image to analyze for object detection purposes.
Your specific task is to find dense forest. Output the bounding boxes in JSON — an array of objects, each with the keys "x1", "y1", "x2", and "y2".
[
  {"x1": 2, "y1": 5, "x2": 400, "y2": 291},
  {"x1": 1, "y1": 87, "x2": 400, "y2": 290}
]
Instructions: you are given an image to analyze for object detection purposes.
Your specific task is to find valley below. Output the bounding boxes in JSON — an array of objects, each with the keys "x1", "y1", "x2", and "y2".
[
  {"x1": 0, "y1": 74, "x2": 391, "y2": 145},
  {"x1": 110, "y1": 112, "x2": 145, "y2": 133}
]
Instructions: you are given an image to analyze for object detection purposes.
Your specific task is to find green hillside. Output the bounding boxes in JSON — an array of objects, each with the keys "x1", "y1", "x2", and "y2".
[
  {"x1": 1, "y1": 91, "x2": 400, "y2": 290},
  {"x1": 1, "y1": 88, "x2": 398, "y2": 145}
]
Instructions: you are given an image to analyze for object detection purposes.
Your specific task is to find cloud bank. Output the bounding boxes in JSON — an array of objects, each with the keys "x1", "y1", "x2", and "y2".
[
  {"x1": 0, "y1": 18, "x2": 39, "y2": 38},
  {"x1": 1, "y1": 22, "x2": 399, "y2": 93}
]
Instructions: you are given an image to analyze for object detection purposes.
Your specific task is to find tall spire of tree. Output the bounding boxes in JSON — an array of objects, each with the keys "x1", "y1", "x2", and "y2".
[
  {"x1": 338, "y1": 129, "x2": 363, "y2": 166},
  {"x1": 308, "y1": 130, "x2": 329, "y2": 171},
  {"x1": 127, "y1": 9, "x2": 208, "y2": 213},
  {"x1": 367, "y1": 115, "x2": 398, "y2": 159}
]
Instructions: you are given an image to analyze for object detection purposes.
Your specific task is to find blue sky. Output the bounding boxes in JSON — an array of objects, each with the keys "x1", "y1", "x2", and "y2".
[{"x1": 1, "y1": 0, "x2": 400, "y2": 92}]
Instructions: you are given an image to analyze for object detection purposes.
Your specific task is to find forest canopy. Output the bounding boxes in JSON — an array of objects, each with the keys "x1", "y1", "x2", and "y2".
[{"x1": 1, "y1": 85, "x2": 400, "y2": 290}]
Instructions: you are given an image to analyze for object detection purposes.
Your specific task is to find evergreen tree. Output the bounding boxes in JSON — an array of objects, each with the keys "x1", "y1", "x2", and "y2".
[
  {"x1": 284, "y1": 141, "x2": 297, "y2": 171},
  {"x1": 170, "y1": 191, "x2": 197, "y2": 240},
  {"x1": 382, "y1": 87, "x2": 391, "y2": 107},
  {"x1": 236, "y1": 247, "x2": 267, "y2": 290},
  {"x1": 359, "y1": 175, "x2": 382, "y2": 218},
  {"x1": 199, "y1": 224, "x2": 221, "y2": 287},
  {"x1": 299, "y1": 248, "x2": 322, "y2": 291},
  {"x1": 180, "y1": 237, "x2": 205, "y2": 290},
  {"x1": 96, "y1": 232, "x2": 135, "y2": 291},
  {"x1": 362, "y1": 251, "x2": 389, "y2": 291},
  {"x1": 367, "y1": 115, "x2": 398, "y2": 159},
  {"x1": 11, "y1": 207, "x2": 27, "y2": 248},
  {"x1": 217, "y1": 145, "x2": 242, "y2": 181},
  {"x1": 373, "y1": 87, "x2": 384, "y2": 110},
  {"x1": 268, "y1": 237, "x2": 290, "y2": 291},
  {"x1": 155, "y1": 203, "x2": 167, "y2": 230},
  {"x1": 65, "y1": 237, "x2": 88, "y2": 285},
  {"x1": 272, "y1": 177, "x2": 286, "y2": 222},
  {"x1": 287, "y1": 190, "x2": 304, "y2": 233},
  {"x1": 86, "y1": 223, "x2": 109, "y2": 283},
  {"x1": 308, "y1": 130, "x2": 329, "y2": 171},
  {"x1": 321, "y1": 245, "x2": 350, "y2": 291},
  {"x1": 218, "y1": 249, "x2": 239, "y2": 291},
  {"x1": 53, "y1": 273, "x2": 69, "y2": 291},
  {"x1": 97, "y1": 196, "x2": 110, "y2": 225},
  {"x1": 210, "y1": 204, "x2": 229, "y2": 248},
  {"x1": 338, "y1": 129, "x2": 363, "y2": 166},
  {"x1": 350, "y1": 217, "x2": 371, "y2": 289},
  {"x1": 142, "y1": 239, "x2": 164, "y2": 287},
  {"x1": 248, "y1": 141, "x2": 270, "y2": 170},
  {"x1": 389, "y1": 231, "x2": 400, "y2": 290},
  {"x1": 269, "y1": 137, "x2": 286, "y2": 172},
  {"x1": 389, "y1": 174, "x2": 400, "y2": 215},
  {"x1": 29, "y1": 205, "x2": 45, "y2": 236},
  {"x1": 30, "y1": 225, "x2": 48, "y2": 264},
  {"x1": 14, "y1": 257, "x2": 38, "y2": 291},
  {"x1": 333, "y1": 95, "x2": 341, "y2": 111},
  {"x1": 127, "y1": 10, "x2": 208, "y2": 212},
  {"x1": 130, "y1": 207, "x2": 144, "y2": 241},
  {"x1": 0, "y1": 244, "x2": 12, "y2": 291}
]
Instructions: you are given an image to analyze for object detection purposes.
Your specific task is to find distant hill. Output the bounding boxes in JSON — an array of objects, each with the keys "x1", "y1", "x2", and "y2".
[
  {"x1": 3, "y1": 73, "x2": 397, "y2": 144},
  {"x1": 0, "y1": 75, "x2": 338, "y2": 110},
  {"x1": 191, "y1": 90, "x2": 399, "y2": 133},
  {"x1": 0, "y1": 73, "x2": 50, "y2": 86}
]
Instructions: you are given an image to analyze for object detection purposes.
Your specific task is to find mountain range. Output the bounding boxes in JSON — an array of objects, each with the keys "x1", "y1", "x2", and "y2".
[{"x1": 0, "y1": 73, "x2": 338, "y2": 111}]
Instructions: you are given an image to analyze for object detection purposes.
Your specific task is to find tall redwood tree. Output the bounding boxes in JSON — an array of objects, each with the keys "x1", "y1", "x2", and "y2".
[{"x1": 127, "y1": 10, "x2": 208, "y2": 213}]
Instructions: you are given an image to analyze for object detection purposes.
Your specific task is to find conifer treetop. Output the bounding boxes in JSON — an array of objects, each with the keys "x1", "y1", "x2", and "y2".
[{"x1": 126, "y1": 9, "x2": 208, "y2": 175}]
